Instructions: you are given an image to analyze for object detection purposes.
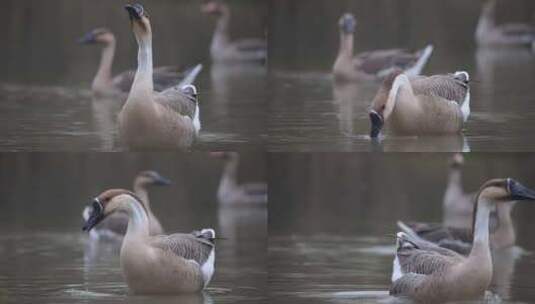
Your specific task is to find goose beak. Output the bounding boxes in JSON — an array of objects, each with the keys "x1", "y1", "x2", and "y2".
[
  {"x1": 508, "y1": 179, "x2": 535, "y2": 201},
  {"x1": 153, "y1": 174, "x2": 172, "y2": 186},
  {"x1": 78, "y1": 32, "x2": 96, "y2": 44},
  {"x1": 82, "y1": 200, "x2": 105, "y2": 232},
  {"x1": 369, "y1": 110, "x2": 384, "y2": 138},
  {"x1": 340, "y1": 15, "x2": 356, "y2": 34},
  {"x1": 125, "y1": 4, "x2": 144, "y2": 20}
]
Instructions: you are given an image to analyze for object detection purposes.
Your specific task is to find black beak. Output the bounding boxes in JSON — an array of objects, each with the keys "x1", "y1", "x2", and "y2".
[
  {"x1": 125, "y1": 4, "x2": 144, "y2": 20},
  {"x1": 82, "y1": 199, "x2": 105, "y2": 232},
  {"x1": 369, "y1": 110, "x2": 384, "y2": 138},
  {"x1": 508, "y1": 179, "x2": 535, "y2": 201},
  {"x1": 342, "y1": 19, "x2": 356, "y2": 34},
  {"x1": 153, "y1": 174, "x2": 172, "y2": 186},
  {"x1": 78, "y1": 32, "x2": 96, "y2": 44}
]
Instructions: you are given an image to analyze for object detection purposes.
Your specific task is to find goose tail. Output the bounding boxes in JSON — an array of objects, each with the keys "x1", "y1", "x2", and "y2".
[
  {"x1": 406, "y1": 44, "x2": 434, "y2": 77},
  {"x1": 178, "y1": 64, "x2": 204, "y2": 87}
]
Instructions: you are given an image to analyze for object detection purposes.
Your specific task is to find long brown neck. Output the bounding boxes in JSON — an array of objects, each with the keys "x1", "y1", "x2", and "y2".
[
  {"x1": 92, "y1": 41, "x2": 116, "y2": 91},
  {"x1": 491, "y1": 203, "x2": 516, "y2": 249},
  {"x1": 123, "y1": 196, "x2": 150, "y2": 238},
  {"x1": 476, "y1": 0, "x2": 496, "y2": 39},
  {"x1": 468, "y1": 198, "x2": 492, "y2": 266},
  {"x1": 133, "y1": 182, "x2": 151, "y2": 211},
  {"x1": 337, "y1": 32, "x2": 354, "y2": 60},
  {"x1": 448, "y1": 166, "x2": 463, "y2": 193},
  {"x1": 221, "y1": 155, "x2": 239, "y2": 189},
  {"x1": 131, "y1": 34, "x2": 154, "y2": 97},
  {"x1": 212, "y1": 6, "x2": 231, "y2": 50}
]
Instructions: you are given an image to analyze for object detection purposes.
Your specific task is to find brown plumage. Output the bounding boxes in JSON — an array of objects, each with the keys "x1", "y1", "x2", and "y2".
[
  {"x1": 369, "y1": 71, "x2": 470, "y2": 138},
  {"x1": 119, "y1": 4, "x2": 200, "y2": 150},
  {"x1": 83, "y1": 187, "x2": 216, "y2": 294}
]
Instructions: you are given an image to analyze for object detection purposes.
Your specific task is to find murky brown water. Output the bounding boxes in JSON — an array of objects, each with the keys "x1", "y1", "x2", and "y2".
[
  {"x1": 0, "y1": 1, "x2": 266, "y2": 151},
  {"x1": 268, "y1": 153, "x2": 535, "y2": 303},
  {"x1": 268, "y1": 0, "x2": 535, "y2": 152},
  {"x1": 0, "y1": 153, "x2": 267, "y2": 303}
]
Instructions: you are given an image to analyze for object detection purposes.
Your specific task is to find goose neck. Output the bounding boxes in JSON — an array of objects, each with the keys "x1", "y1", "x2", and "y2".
[
  {"x1": 212, "y1": 7, "x2": 231, "y2": 49},
  {"x1": 131, "y1": 37, "x2": 154, "y2": 95},
  {"x1": 124, "y1": 197, "x2": 150, "y2": 237},
  {"x1": 470, "y1": 198, "x2": 492, "y2": 257},
  {"x1": 93, "y1": 41, "x2": 116, "y2": 90},
  {"x1": 338, "y1": 32, "x2": 354, "y2": 59}
]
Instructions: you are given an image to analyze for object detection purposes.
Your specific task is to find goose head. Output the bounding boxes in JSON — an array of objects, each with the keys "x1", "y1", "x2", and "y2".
[
  {"x1": 82, "y1": 189, "x2": 144, "y2": 232},
  {"x1": 338, "y1": 13, "x2": 357, "y2": 34},
  {"x1": 78, "y1": 28, "x2": 115, "y2": 45},
  {"x1": 450, "y1": 153, "x2": 465, "y2": 168},
  {"x1": 369, "y1": 69, "x2": 405, "y2": 138},
  {"x1": 134, "y1": 170, "x2": 171, "y2": 188},
  {"x1": 201, "y1": 0, "x2": 227, "y2": 16},
  {"x1": 478, "y1": 178, "x2": 535, "y2": 203},
  {"x1": 125, "y1": 4, "x2": 152, "y2": 42},
  {"x1": 181, "y1": 85, "x2": 199, "y2": 104}
]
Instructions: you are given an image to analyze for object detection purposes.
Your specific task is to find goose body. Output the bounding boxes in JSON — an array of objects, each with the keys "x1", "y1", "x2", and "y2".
[
  {"x1": 201, "y1": 0, "x2": 266, "y2": 63},
  {"x1": 211, "y1": 152, "x2": 267, "y2": 205},
  {"x1": 443, "y1": 153, "x2": 475, "y2": 228},
  {"x1": 369, "y1": 70, "x2": 470, "y2": 138},
  {"x1": 333, "y1": 14, "x2": 433, "y2": 82},
  {"x1": 78, "y1": 28, "x2": 202, "y2": 96},
  {"x1": 82, "y1": 170, "x2": 170, "y2": 240},
  {"x1": 390, "y1": 178, "x2": 535, "y2": 303},
  {"x1": 83, "y1": 188, "x2": 216, "y2": 294},
  {"x1": 476, "y1": 0, "x2": 535, "y2": 47},
  {"x1": 119, "y1": 4, "x2": 201, "y2": 150}
]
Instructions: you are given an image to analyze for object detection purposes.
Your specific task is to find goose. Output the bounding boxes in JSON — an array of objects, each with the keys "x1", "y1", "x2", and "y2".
[
  {"x1": 78, "y1": 28, "x2": 203, "y2": 96},
  {"x1": 398, "y1": 198, "x2": 516, "y2": 256},
  {"x1": 333, "y1": 13, "x2": 434, "y2": 82},
  {"x1": 442, "y1": 153, "x2": 475, "y2": 229},
  {"x1": 211, "y1": 152, "x2": 267, "y2": 205},
  {"x1": 369, "y1": 69, "x2": 470, "y2": 138},
  {"x1": 390, "y1": 178, "x2": 535, "y2": 303},
  {"x1": 476, "y1": 0, "x2": 535, "y2": 47},
  {"x1": 201, "y1": 0, "x2": 267, "y2": 63},
  {"x1": 119, "y1": 4, "x2": 201, "y2": 150},
  {"x1": 82, "y1": 170, "x2": 170, "y2": 240},
  {"x1": 82, "y1": 189, "x2": 216, "y2": 294}
]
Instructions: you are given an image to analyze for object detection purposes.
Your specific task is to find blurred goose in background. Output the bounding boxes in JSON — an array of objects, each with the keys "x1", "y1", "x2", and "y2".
[
  {"x1": 369, "y1": 70, "x2": 470, "y2": 138},
  {"x1": 78, "y1": 28, "x2": 203, "y2": 96},
  {"x1": 201, "y1": 0, "x2": 267, "y2": 63},
  {"x1": 83, "y1": 170, "x2": 170, "y2": 240},
  {"x1": 333, "y1": 13, "x2": 434, "y2": 82},
  {"x1": 83, "y1": 189, "x2": 216, "y2": 294},
  {"x1": 119, "y1": 4, "x2": 200, "y2": 149},
  {"x1": 390, "y1": 178, "x2": 535, "y2": 303},
  {"x1": 476, "y1": 0, "x2": 535, "y2": 47},
  {"x1": 211, "y1": 152, "x2": 267, "y2": 205},
  {"x1": 397, "y1": 196, "x2": 516, "y2": 256},
  {"x1": 443, "y1": 153, "x2": 475, "y2": 229}
]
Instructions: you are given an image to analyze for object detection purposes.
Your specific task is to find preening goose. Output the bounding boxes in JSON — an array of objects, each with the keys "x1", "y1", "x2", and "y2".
[
  {"x1": 119, "y1": 4, "x2": 201, "y2": 150},
  {"x1": 201, "y1": 0, "x2": 267, "y2": 63},
  {"x1": 390, "y1": 178, "x2": 535, "y2": 303},
  {"x1": 78, "y1": 28, "x2": 203, "y2": 96},
  {"x1": 443, "y1": 153, "x2": 475, "y2": 229},
  {"x1": 476, "y1": 0, "x2": 535, "y2": 47},
  {"x1": 333, "y1": 13, "x2": 434, "y2": 82},
  {"x1": 211, "y1": 152, "x2": 267, "y2": 205},
  {"x1": 83, "y1": 189, "x2": 216, "y2": 294},
  {"x1": 82, "y1": 170, "x2": 170, "y2": 240},
  {"x1": 369, "y1": 70, "x2": 470, "y2": 138}
]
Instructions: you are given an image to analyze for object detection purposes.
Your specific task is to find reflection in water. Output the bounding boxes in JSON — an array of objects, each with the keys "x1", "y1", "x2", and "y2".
[{"x1": 91, "y1": 95, "x2": 123, "y2": 151}]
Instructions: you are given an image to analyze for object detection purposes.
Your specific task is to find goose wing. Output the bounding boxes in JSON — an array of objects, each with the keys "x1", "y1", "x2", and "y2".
[
  {"x1": 354, "y1": 49, "x2": 422, "y2": 75},
  {"x1": 154, "y1": 87, "x2": 197, "y2": 119},
  {"x1": 411, "y1": 74, "x2": 468, "y2": 104},
  {"x1": 150, "y1": 231, "x2": 214, "y2": 266},
  {"x1": 390, "y1": 272, "x2": 427, "y2": 296},
  {"x1": 500, "y1": 23, "x2": 535, "y2": 39},
  {"x1": 402, "y1": 222, "x2": 473, "y2": 255},
  {"x1": 235, "y1": 38, "x2": 267, "y2": 52},
  {"x1": 395, "y1": 232, "x2": 464, "y2": 276}
]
